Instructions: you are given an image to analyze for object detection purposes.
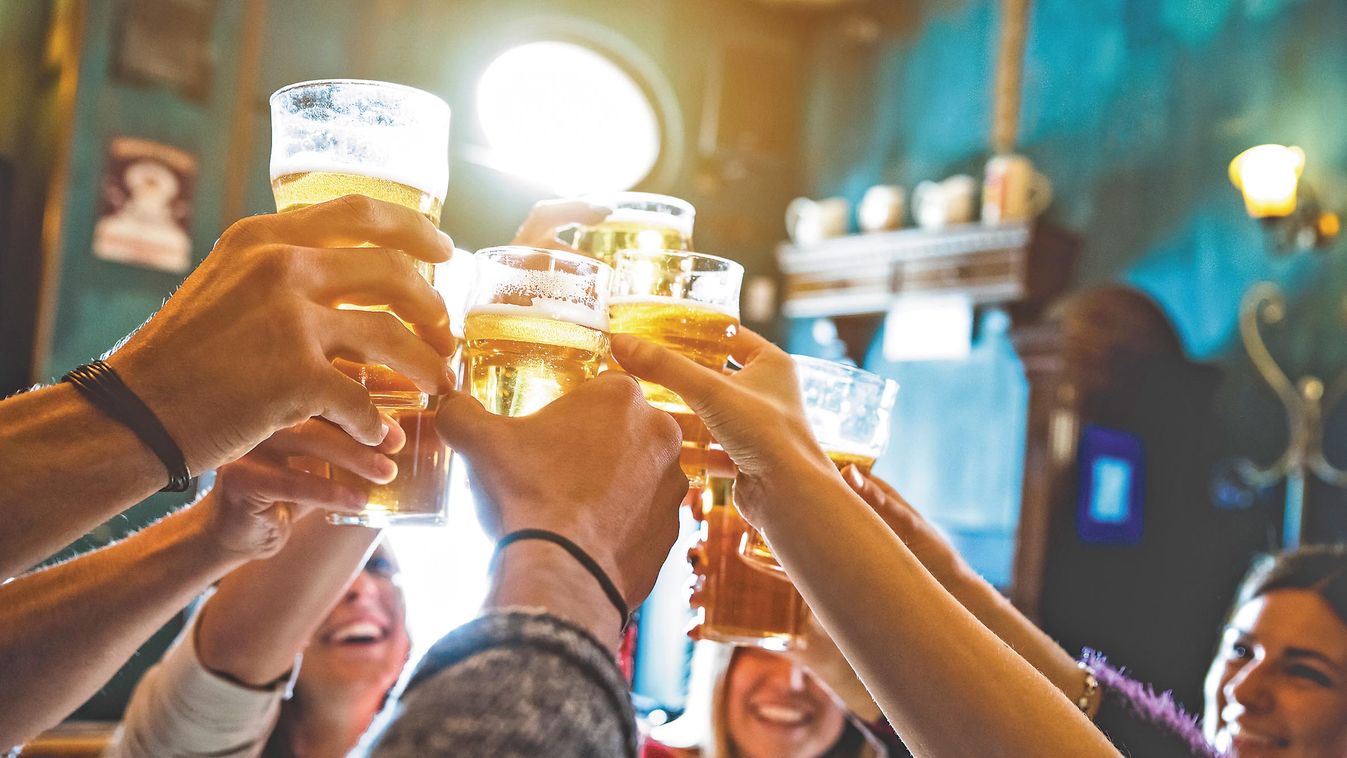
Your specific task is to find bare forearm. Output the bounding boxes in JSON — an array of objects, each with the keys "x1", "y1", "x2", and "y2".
[
  {"x1": 0, "y1": 505, "x2": 240, "y2": 745},
  {"x1": 197, "y1": 514, "x2": 381, "y2": 686},
  {"x1": 485, "y1": 541, "x2": 622, "y2": 652},
  {"x1": 754, "y1": 462, "x2": 1118, "y2": 757},
  {"x1": 0, "y1": 383, "x2": 166, "y2": 579},
  {"x1": 947, "y1": 569, "x2": 1090, "y2": 710}
]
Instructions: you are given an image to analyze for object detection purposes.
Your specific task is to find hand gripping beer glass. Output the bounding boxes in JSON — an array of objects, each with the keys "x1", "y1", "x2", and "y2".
[
  {"x1": 574, "y1": 192, "x2": 695, "y2": 264},
  {"x1": 462, "y1": 247, "x2": 611, "y2": 417},
  {"x1": 608, "y1": 249, "x2": 742, "y2": 483},
  {"x1": 269, "y1": 79, "x2": 453, "y2": 526},
  {"x1": 739, "y1": 356, "x2": 899, "y2": 571}
]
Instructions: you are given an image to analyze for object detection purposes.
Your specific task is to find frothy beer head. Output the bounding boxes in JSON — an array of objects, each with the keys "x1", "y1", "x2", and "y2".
[
  {"x1": 582, "y1": 192, "x2": 695, "y2": 238},
  {"x1": 575, "y1": 192, "x2": 695, "y2": 263},
  {"x1": 269, "y1": 79, "x2": 451, "y2": 203},
  {"x1": 467, "y1": 246, "x2": 612, "y2": 329},
  {"x1": 465, "y1": 300, "x2": 610, "y2": 338},
  {"x1": 463, "y1": 247, "x2": 612, "y2": 417}
]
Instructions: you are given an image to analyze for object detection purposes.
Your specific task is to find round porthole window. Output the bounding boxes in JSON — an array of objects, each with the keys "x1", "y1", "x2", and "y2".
[{"x1": 476, "y1": 40, "x2": 662, "y2": 195}]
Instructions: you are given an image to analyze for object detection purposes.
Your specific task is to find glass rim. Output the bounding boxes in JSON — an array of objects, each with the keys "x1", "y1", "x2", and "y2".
[
  {"x1": 612, "y1": 247, "x2": 744, "y2": 274},
  {"x1": 268, "y1": 78, "x2": 451, "y2": 117},
  {"x1": 474, "y1": 245, "x2": 614, "y2": 274},
  {"x1": 578, "y1": 191, "x2": 695, "y2": 217},
  {"x1": 790, "y1": 354, "x2": 899, "y2": 393}
]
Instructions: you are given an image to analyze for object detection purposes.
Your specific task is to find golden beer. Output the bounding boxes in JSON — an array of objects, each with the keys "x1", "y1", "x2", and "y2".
[
  {"x1": 273, "y1": 170, "x2": 444, "y2": 404},
  {"x1": 270, "y1": 79, "x2": 451, "y2": 526},
  {"x1": 695, "y1": 474, "x2": 807, "y2": 649},
  {"x1": 610, "y1": 248, "x2": 742, "y2": 485},
  {"x1": 271, "y1": 171, "x2": 452, "y2": 526},
  {"x1": 740, "y1": 449, "x2": 878, "y2": 571},
  {"x1": 608, "y1": 297, "x2": 738, "y2": 414},
  {"x1": 576, "y1": 216, "x2": 691, "y2": 264},
  {"x1": 463, "y1": 304, "x2": 609, "y2": 417},
  {"x1": 271, "y1": 170, "x2": 443, "y2": 283},
  {"x1": 329, "y1": 405, "x2": 450, "y2": 525}
]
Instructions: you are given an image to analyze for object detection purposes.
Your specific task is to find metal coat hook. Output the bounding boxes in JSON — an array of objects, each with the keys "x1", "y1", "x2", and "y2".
[{"x1": 1234, "y1": 282, "x2": 1347, "y2": 548}]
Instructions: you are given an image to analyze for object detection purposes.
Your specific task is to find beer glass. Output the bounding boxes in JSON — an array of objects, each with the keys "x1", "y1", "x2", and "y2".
[
  {"x1": 575, "y1": 192, "x2": 694, "y2": 264},
  {"x1": 740, "y1": 356, "x2": 899, "y2": 571},
  {"x1": 609, "y1": 248, "x2": 741, "y2": 485},
  {"x1": 463, "y1": 246, "x2": 611, "y2": 417},
  {"x1": 269, "y1": 79, "x2": 453, "y2": 526},
  {"x1": 693, "y1": 467, "x2": 808, "y2": 650},
  {"x1": 609, "y1": 249, "x2": 742, "y2": 412}
]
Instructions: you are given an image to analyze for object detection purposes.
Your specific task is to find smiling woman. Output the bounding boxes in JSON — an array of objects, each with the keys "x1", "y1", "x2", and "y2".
[
  {"x1": 644, "y1": 643, "x2": 887, "y2": 758},
  {"x1": 107, "y1": 534, "x2": 414, "y2": 758},
  {"x1": 1202, "y1": 546, "x2": 1347, "y2": 758}
]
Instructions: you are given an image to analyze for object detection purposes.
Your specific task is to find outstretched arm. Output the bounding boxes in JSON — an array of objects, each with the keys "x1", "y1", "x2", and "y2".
[
  {"x1": 0, "y1": 503, "x2": 241, "y2": 748},
  {"x1": 0, "y1": 417, "x2": 387, "y2": 749},
  {"x1": 0, "y1": 384, "x2": 170, "y2": 581},
  {"x1": 613, "y1": 330, "x2": 1120, "y2": 758},
  {"x1": 374, "y1": 376, "x2": 688, "y2": 757},
  {"x1": 193, "y1": 419, "x2": 401, "y2": 687},
  {"x1": 0, "y1": 195, "x2": 455, "y2": 580},
  {"x1": 841, "y1": 470, "x2": 1094, "y2": 714}
]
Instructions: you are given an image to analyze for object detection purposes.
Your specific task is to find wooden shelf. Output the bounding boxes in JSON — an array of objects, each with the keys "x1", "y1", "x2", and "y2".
[{"x1": 776, "y1": 221, "x2": 1076, "y2": 320}]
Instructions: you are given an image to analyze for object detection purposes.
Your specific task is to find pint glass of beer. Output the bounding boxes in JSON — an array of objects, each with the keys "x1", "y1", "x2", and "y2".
[
  {"x1": 575, "y1": 192, "x2": 695, "y2": 264},
  {"x1": 739, "y1": 356, "x2": 899, "y2": 571},
  {"x1": 609, "y1": 249, "x2": 742, "y2": 413},
  {"x1": 463, "y1": 246, "x2": 611, "y2": 417},
  {"x1": 269, "y1": 79, "x2": 453, "y2": 526},
  {"x1": 693, "y1": 468, "x2": 808, "y2": 650},
  {"x1": 609, "y1": 248, "x2": 741, "y2": 484}
]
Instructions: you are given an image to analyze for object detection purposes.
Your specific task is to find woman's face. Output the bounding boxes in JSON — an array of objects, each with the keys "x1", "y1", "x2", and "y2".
[
  {"x1": 298, "y1": 546, "x2": 410, "y2": 704},
  {"x1": 1203, "y1": 590, "x2": 1347, "y2": 757},
  {"x1": 724, "y1": 648, "x2": 848, "y2": 758}
]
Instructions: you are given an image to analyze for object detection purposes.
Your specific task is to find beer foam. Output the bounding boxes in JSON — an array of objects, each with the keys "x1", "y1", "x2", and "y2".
[
  {"x1": 270, "y1": 152, "x2": 448, "y2": 200},
  {"x1": 466, "y1": 300, "x2": 609, "y2": 333},
  {"x1": 604, "y1": 207, "x2": 695, "y2": 239},
  {"x1": 608, "y1": 294, "x2": 740, "y2": 320}
]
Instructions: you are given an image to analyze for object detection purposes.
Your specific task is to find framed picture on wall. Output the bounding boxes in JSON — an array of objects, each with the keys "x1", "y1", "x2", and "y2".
[
  {"x1": 114, "y1": 0, "x2": 219, "y2": 101},
  {"x1": 92, "y1": 137, "x2": 196, "y2": 274}
]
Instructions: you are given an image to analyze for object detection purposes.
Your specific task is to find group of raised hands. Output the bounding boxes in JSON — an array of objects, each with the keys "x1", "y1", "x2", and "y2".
[{"x1": 0, "y1": 195, "x2": 1127, "y2": 757}]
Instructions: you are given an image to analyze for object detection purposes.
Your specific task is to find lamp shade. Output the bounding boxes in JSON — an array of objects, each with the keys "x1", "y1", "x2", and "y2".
[{"x1": 1229, "y1": 144, "x2": 1305, "y2": 218}]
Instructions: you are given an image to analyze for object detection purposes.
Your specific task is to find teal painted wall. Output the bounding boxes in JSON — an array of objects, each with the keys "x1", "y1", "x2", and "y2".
[
  {"x1": 799, "y1": 0, "x2": 1347, "y2": 709},
  {"x1": 44, "y1": 0, "x2": 250, "y2": 380},
  {"x1": 0, "y1": 2, "x2": 59, "y2": 391}
]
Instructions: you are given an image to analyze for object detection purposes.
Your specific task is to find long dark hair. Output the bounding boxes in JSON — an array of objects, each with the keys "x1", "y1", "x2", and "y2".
[{"x1": 1233, "y1": 543, "x2": 1347, "y2": 626}]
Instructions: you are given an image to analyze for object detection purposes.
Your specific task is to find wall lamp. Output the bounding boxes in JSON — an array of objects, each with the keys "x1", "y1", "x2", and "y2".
[{"x1": 1230, "y1": 144, "x2": 1340, "y2": 253}]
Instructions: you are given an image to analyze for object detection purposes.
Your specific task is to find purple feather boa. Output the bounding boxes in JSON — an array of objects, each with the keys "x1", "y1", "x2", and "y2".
[{"x1": 1082, "y1": 649, "x2": 1224, "y2": 758}]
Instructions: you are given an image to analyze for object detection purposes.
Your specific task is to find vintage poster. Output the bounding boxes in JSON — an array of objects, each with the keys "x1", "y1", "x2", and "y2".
[{"x1": 92, "y1": 137, "x2": 196, "y2": 274}]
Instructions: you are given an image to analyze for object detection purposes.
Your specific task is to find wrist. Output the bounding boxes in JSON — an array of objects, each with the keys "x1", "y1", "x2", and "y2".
[
  {"x1": 176, "y1": 492, "x2": 254, "y2": 570},
  {"x1": 735, "y1": 447, "x2": 842, "y2": 526},
  {"x1": 487, "y1": 539, "x2": 623, "y2": 650},
  {"x1": 104, "y1": 347, "x2": 213, "y2": 474},
  {"x1": 494, "y1": 510, "x2": 634, "y2": 608}
]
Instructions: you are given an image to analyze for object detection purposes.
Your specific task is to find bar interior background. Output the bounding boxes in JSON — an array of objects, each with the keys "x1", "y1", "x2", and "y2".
[{"x1": 2, "y1": 0, "x2": 1346, "y2": 730}]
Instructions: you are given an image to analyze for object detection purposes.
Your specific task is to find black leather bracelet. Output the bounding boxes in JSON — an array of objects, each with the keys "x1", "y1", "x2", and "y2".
[
  {"x1": 63, "y1": 360, "x2": 193, "y2": 492},
  {"x1": 492, "y1": 528, "x2": 631, "y2": 631}
]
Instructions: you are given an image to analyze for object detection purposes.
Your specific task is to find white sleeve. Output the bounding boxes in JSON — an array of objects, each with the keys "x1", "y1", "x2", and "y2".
[{"x1": 103, "y1": 610, "x2": 290, "y2": 758}]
